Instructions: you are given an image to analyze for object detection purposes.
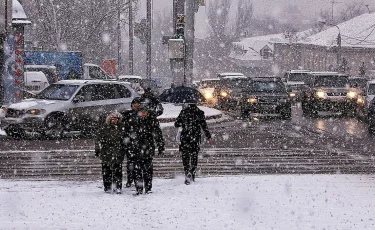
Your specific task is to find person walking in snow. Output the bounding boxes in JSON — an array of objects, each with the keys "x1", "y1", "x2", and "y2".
[
  {"x1": 121, "y1": 97, "x2": 142, "y2": 188},
  {"x1": 174, "y1": 103, "x2": 212, "y2": 185},
  {"x1": 95, "y1": 111, "x2": 126, "y2": 194},
  {"x1": 123, "y1": 102, "x2": 165, "y2": 195}
]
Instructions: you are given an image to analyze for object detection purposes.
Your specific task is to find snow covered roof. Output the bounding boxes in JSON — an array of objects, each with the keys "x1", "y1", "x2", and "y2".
[
  {"x1": 302, "y1": 13, "x2": 375, "y2": 48},
  {"x1": 12, "y1": 0, "x2": 31, "y2": 25}
]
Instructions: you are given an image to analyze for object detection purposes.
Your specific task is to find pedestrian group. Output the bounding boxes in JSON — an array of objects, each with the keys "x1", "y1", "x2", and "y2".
[{"x1": 94, "y1": 87, "x2": 212, "y2": 195}]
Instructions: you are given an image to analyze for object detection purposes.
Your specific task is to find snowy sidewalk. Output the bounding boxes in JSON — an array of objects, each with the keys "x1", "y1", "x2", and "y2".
[
  {"x1": 158, "y1": 103, "x2": 223, "y2": 124},
  {"x1": 0, "y1": 175, "x2": 374, "y2": 229}
]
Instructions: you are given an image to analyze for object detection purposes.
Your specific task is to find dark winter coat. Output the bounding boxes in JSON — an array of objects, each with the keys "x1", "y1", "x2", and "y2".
[
  {"x1": 174, "y1": 104, "x2": 211, "y2": 146},
  {"x1": 123, "y1": 110, "x2": 165, "y2": 160},
  {"x1": 95, "y1": 112, "x2": 126, "y2": 164},
  {"x1": 140, "y1": 93, "x2": 164, "y2": 116}
]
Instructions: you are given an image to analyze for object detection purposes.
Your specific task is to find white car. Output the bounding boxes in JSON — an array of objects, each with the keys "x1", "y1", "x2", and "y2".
[
  {"x1": 217, "y1": 72, "x2": 246, "y2": 79},
  {"x1": 24, "y1": 71, "x2": 50, "y2": 94},
  {"x1": 1, "y1": 80, "x2": 137, "y2": 138}
]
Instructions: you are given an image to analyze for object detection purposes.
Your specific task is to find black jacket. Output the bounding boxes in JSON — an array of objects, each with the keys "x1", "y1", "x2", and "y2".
[
  {"x1": 174, "y1": 105, "x2": 211, "y2": 144},
  {"x1": 123, "y1": 110, "x2": 165, "y2": 160},
  {"x1": 95, "y1": 118, "x2": 126, "y2": 164},
  {"x1": 140, "y1": 93, "x2": 164, "y2": 116}
]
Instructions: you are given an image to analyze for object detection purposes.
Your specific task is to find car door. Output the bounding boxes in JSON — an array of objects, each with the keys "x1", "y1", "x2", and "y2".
[{"x1": 69, "y1": 84, "x2": 99, "y2": 128}]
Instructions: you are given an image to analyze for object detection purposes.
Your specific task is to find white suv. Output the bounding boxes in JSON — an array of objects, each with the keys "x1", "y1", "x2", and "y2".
[{"x1": 1, "y1": 80, "x2": 137, "y2": 138}]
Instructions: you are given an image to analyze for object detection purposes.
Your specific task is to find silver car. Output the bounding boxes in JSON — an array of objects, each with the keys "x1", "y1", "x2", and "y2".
[{"x1": 1, "y1": 80, "x2": 137, "y2": 137}]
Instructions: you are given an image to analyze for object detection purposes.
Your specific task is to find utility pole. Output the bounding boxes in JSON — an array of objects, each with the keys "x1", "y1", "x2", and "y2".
[
  {"x1": 146, "y1": 0, "x2": 152, "y2": 79},
  {"x1": 184, "y1": 0, "x2": 195, "y2": 84},
  {"x1": 337, "y1": 32, "x2": 341, "y2": 69},
  {"x1": 330, "y1": 0, "x2": 342, "y2": 22},
  {"x1": 117, "y1": 0, "x2": 121, "y2": 74},
  {"x1": 128, "y1": 0, "x2": 134, "y2": 75}
]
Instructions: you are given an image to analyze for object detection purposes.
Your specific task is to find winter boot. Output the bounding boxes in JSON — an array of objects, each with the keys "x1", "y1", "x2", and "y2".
[
  {"x1": 185, "y1": 173, "x2": 192, "y2": 185},
  {"x1": 115, "y1": 188, "x2": 122, "y2": 194},
  {"x1": 125, "y1": 182, "x2": 132, "y2": 188}
]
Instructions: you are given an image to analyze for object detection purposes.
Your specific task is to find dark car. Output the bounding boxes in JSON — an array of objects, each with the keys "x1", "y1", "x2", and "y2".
[
  {"x1": 301, "y1": 72, "x2": 358, "y2": 116},
  {"x1": 368, "y1": 98, "x2": 375, "y2": 134},
  {"x1": 232, "y1": 77, "x2": 292, "y2": 119},
  {"x1": 213, "y1": 76, "x2": 249, "y2": 110},
  {"x1": 283, "y1": 70, "x2": 314, "y2": 103}
]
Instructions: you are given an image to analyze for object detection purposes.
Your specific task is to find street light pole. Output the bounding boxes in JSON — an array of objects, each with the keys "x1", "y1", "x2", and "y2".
[
  {"x1": 117, "y1": 0, "x2": 121, "y2": 74},
  {"x1": 128, "y1": 0, "x2": 134, "y2": 75},
  {"x1": 146, "y1": 0, "x2": 152, "y2": 79},
  {"x1": 185, "y1": 0, "x2": 195, "y2": 85}
]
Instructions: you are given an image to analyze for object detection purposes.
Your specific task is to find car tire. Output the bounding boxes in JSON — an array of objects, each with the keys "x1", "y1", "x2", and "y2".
[
  {"x1": 302, "y1": 103, "x2": 311, "y2": 116},
  {"x1": 368, "y1": 124, "x2": 375, "y2": 134},
  {"x1": 43, "y1": 115, "x2": 65, "y2": 139},
  {"x1": 5, "y1": 127, "x2": 26, "y2": 139}
]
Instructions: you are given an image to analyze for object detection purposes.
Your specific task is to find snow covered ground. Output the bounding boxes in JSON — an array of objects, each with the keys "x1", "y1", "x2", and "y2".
[
  {"x1": 158, "y1": 103, "x2": 222, "y2": 120},
  {"x1": 1, "y1": 175, "x2": 374, "y2": 229}
]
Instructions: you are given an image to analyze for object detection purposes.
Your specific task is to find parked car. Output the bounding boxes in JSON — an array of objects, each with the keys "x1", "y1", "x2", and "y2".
[
  {"x1": 24, "y1": 65, "x2": 58, "y2": 85},
  {"x1": 283, "y1": 70, "x2": 313, "y2": 102},
  {"x1": 368, "y1": 98, "x2": 375, "y2": 134},
  {"x1": 24, "y1": 71, "x2": 50, "y2": 94},
  {"x1": 1, "y1": 80, "x2": 137, "y2": 138},
  {"x1": 197, "y1": 78, "x2": 220, "y2": 105},
  {"x1": 356, "y1": 80, "x2": 375, "y2": 121},
  {"x1": 301, "y1": 72, "x2": 358, "y2": 116},
  {"x1": 213, "y1": 76, "x2": 249, "y2": 110},
  {"x1": 231, "y1": 77, "x2": 291, "y2": 119}
]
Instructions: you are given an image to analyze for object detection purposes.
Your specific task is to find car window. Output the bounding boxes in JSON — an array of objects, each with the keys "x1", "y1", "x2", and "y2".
[
  {"x1": 288, "y1": 73, "x2": 312, "y2": 82},
  {"x1": 314, "y1": 76, "x2": 349, "y2": 88},
  {"x1": 89, "y1": 66, "x2": 106, "y2": 79},
  {"x1": 75, "y1": 85, "x2": 98, "y2": 102},
  {"x1": 199, "y1": 80, "x2": 219, "y2": 88},
  {"x1": 247, "y1": 81, "x2": 286, "y2": 93},
  {"x1": 37, "y1": 84, "x2": 79, "y2": 101},
  {"x1": 96, "y1": 84, "x2": 119, "y2": 100},
  {"x1": 116, "y1": 84, "x2": 131, "y2": 98}
]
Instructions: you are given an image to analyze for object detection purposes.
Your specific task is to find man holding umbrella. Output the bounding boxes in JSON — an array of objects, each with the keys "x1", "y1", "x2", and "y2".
[{"x1": 174, "y1": 99, "x2": 212, "y2": 185}]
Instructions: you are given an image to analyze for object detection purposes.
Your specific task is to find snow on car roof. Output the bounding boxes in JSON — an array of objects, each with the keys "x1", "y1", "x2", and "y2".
[
  {"x1": 218, "y1": 72, "x2": 245, "y2": 76},
  {"x1": 368, "y1": 79, "x2": 375, "y2": 84},
  {"x1": 289, "y1": 70, "x2": 312, "y2": 73},
  {"x1": 200, "y1": 78, "x2": 220, "y2": 82},
  {"x1": 222, "y1": 76, "x2": 248, "y2": 79},
  {"x1": 25, "y1": 65, "x2": 56, "y2": 69},
  {"x1": 56, "y1": 80, "x2": 117, "y2": 85},
  {"x1": 310, "y1": 72, "x2": 346, "y2": 76}
]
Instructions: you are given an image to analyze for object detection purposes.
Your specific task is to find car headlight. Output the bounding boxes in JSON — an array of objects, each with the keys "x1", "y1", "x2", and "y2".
[
  {"x1": 316, "y1": 90, "x2": 326, "y2": 99},
  {"x1": 357, "y1": 96, "x2": 365, "y2": 105},
  {"x1": 289, "y1": 92, "x2": 296, "y2": 97},
  {"x1": 247, "y1": 97, "x2": 257, "y2": 103},
  {"x1": 347, "y1": 91, "x2": 357, "y2": 99},
  {"x1": 26, "y1": 109, "x2": 46, "y2": 115},
  {"x1": 220, "y1": 91, "x2": 229, "y2": 98},
  {"x1": 204, "y1": 92, "x2": 213, "y2": 100}
]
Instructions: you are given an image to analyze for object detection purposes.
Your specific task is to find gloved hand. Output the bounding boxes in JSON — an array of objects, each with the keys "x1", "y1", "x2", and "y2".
[
  {"x1": 158, "y1": 146, "x2": 165, "y2": 156},
  {"x1": 95, "y1": 149, "x2": 100, "y2": 158}
]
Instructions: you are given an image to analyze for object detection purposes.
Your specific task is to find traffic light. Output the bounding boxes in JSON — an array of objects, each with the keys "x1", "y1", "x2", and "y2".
[
  {"x1": 176, "y1": 14, "x2": 185, "y2": 39},
  {"x1": 176, "y1": 24, "x2": 184, "y2": 39}
]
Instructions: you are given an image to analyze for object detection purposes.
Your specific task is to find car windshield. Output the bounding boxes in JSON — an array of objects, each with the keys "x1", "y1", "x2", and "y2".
[
  {"x1": 199, "y1": 80, "x2": 219, "y2": 88},
  {"x1": 349, "y1": 78, "x2": 367, "y2": 88},
  {"x1": 314, "y1": 76, "x2": 349, "y2": 88},
  {"x1": 245, "y1": 81, "x2": 286, "y2": 93},
  {"x1": 36, "y1": 84, "x2": 79, "y2": 100},
  {"x1": 221, "y1": 78, "x2": 248, "y2": 88},
  {"x1": 288, "y1": 73, "x2": 311, "y2": 82},
  {"x1": 368, "y1": 84, "x2": 375, "y2": 95}
]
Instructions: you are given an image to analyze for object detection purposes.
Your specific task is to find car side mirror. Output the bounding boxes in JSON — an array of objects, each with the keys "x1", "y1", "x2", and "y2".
[{"x1": 72, "y1": 95, "x2": 84, "y2": 103}]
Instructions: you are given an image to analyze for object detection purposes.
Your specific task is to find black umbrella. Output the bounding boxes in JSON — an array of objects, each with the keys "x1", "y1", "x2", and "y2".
[{"x1": 159, "y1": 86, "x2": 206, "y2": 104}]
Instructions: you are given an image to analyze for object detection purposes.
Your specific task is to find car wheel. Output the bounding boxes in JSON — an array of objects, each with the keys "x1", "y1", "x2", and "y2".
[
  {"x1": 44, "y1": 115, "x2": 65, "y2": 138},
  {"x1": 302, "y1": 103, "x2": 311, "y2": 116},
  {"x1": 368, "y1": 124, "x2": 375, "y2": 134},
  {"x1": 5, "y1": 127, "x2": 26, "y2": 139}
]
